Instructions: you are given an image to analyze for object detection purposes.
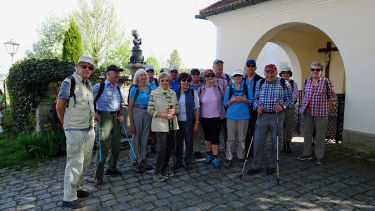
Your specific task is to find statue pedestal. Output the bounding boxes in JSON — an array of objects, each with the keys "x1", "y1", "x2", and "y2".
[{"x1": 126, "y1": 63, "x2": 145, "y2": 80}]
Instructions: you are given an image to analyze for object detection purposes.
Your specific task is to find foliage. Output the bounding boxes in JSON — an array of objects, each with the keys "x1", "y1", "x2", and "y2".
[
  {"x1": 105, "y1": 40, "x2": 131, "y2": 74},
  {"x1": 25, "y1": 16, "x2": 70, "y2": 59},
  {"x1": 0, "y1": 131, "x2": 66, "y2": 169},
  {"x1": 62, "y1": 18, "x2": 83, "y2": 63},
  {"x1": 167, "y1": 49, "x2": 182, "y2": 68},
  {"x1": 7, "y1": 59, "x2": 75, "y2": 134},
  {"x1": 74, "y1": 0, "x2": 130, "y2": 67},
  {"x1": 146, "y1": 56, "x2": 161, "y2": 73}
]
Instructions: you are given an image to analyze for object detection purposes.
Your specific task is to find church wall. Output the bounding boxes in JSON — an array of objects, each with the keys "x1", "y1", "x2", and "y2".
[{"x1": 207, "y1": 0, "x2": 375, "y2": 151}]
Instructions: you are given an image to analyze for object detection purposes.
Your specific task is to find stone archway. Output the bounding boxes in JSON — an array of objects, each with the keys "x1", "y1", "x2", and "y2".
[{"x1": 247, "y1": 22, "x2": 346, "y2": 94}]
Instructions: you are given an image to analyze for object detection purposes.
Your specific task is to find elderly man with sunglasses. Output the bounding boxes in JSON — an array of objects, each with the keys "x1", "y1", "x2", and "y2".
[
  {"x1": 298, "y1": 62, "x2": 336, "y2": 165},
  {"x1": 56, "y1": 56, "x2": 96, "y2": 209}
]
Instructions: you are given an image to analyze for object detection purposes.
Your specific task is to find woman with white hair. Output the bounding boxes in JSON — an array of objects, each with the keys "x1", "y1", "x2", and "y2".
[
  {"x1": 128, "y1": 68, "x2": 153, "y2": 172},
  {"x1": 148, "y1": 72, "x2": 179, "y2": 182}
]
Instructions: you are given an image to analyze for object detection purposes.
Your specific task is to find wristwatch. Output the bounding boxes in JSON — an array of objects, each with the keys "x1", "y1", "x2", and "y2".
[{"x1": 282, "y1": 105, "x2": 287, "y2": 110}]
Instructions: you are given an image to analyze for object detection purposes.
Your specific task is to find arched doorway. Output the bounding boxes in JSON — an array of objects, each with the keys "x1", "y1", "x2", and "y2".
[{"x1": 248, "y1": 22, "x2": 346, "y2": 141}]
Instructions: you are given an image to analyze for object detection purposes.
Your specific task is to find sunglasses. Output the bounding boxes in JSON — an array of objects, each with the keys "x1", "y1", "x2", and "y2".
[
  {"x1": 170, "y1": 70, "x2": 178, "y2": 73},
  {"x1": 160, "y1": 79, "x2": 170, "y2": 83},
  {"x1": 146, "y1": 69, "x2": 154, "y2": 73},
  {"x1": 233, "y1": 74, "x2": 242, "y2": 77},
  {"x1": 205, "y1": 74, "x2": 215, "y2": 78},
  {"x1": 181, "y1": 79, "x2": 192, "y2": 83},
  {"x1": 191, "y1": 73, "x2": 200, "y2": 76},
  {"x1": 247, "y1": 65, "x2": 256, "y2": 67},
  {"x1": 80, "y1": 65, "x2": 94, "y2": 71},
  {"x1": 311, "y1": 68, "x2": 321, "y2": 72}
]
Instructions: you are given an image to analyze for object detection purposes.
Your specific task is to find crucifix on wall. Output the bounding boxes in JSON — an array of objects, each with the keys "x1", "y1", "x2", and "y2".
[{"x1": 318, "y1": 41, "x2": 338, "y2": 78}]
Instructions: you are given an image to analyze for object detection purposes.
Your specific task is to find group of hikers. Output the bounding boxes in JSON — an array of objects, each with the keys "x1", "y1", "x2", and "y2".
[{"x1": 56, "y1": 55, "x2": 336, "y2": 209}]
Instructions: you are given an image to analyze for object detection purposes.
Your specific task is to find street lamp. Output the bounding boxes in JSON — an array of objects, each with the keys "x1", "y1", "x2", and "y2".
[{"x1": 4, "y1": 39, "x2": 20, "y2": 64}]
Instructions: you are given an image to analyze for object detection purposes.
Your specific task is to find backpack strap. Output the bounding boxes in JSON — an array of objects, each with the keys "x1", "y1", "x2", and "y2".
[
  {"x1": 66, "y1": 75, "x2": 76, "y2": 108},
  {"x1": 243, "y1": 81, "x2": 248, "y2": 99},
  {"x1": 325, "y1": 78, "x2": 329, "y2": 99},
  {"x1": 290, "y1": 79, "x2": 295, "y2": 91},
  {"x1": 155, "y1": 78, "x2": 159, "y2": 87},
  {"x1": 94, "y1": 82, "x2": 105, "y2": 112}
]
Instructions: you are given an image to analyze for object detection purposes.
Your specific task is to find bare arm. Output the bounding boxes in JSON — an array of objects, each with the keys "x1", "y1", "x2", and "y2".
[{"x1": 56, "y1": 99, "x2": 67, "y2": 125}]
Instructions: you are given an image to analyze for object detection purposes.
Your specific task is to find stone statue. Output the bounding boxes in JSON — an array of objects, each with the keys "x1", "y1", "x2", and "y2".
[{"x1": 130, "y1": 30, "x2": 144, "y2": 64}]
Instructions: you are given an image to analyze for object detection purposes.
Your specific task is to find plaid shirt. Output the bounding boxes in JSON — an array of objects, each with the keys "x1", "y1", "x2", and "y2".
[
  {"x1": 92, "y1": 80, "x2": 124, "y2": 112},
  {"x1": 253, "y1": 77, "x2": 293, "y2": 112},
  {"x1": 299, "y1": 77, "x2": 336, "y2": 116},
  {"x1": 214, "y1": 73, "x2": 231, "y2": 93}
]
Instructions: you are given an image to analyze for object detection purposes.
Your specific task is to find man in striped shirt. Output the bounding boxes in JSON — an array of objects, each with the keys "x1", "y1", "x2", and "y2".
[
  {"x1": 247, "y1": 64, "x2": 293, "y2": 176},
  {"x1": 298, "y1": 62, "x2": 336, "y2": 165}
]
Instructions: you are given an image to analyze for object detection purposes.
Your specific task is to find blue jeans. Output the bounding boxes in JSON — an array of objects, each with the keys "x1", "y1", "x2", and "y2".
[{"x1": 176, "y1": 121, "x2": 194, "y2": 165}]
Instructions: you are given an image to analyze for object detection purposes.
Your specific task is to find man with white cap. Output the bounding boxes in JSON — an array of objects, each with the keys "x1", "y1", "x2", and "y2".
[
  {"x1": 279, "y1": 66, "x2": 299, "y2": 153},
  {"x1": 169, "y1": 65, "x2": 179, "y2": 91},
  {"x1": 145, "y1": 65, "x2": 159, "y2": 90},
  {"x1": 223, "y1": 68, "x2": 252, "y2": 168},
  {"x1": 56, "y1": 55, "x2": 96, "y2": 209}
]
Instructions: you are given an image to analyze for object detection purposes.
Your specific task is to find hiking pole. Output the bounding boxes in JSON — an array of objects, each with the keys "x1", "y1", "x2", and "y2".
[
  {"x1": 240, "y1": 136, "x2": 254, "y2": 180},
  {"x1": 276, "y1": 113, "x2": 280, "y2": 185},
  {"x1": 121, "y1": 122, "x2": 144, "y2": 180},
  {"x1": 98, "y1": 122, "x2": 102, "y2": 163}
]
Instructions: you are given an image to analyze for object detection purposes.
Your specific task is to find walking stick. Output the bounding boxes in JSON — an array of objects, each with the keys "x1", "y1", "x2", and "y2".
[
  {"x1": 276, "y1": 113, "x2": 280, "y2": 185},
  {"x1": 121, "y1": 122, "x2": 144, "y2": 180},
  {"x1": 240, "y1": 136, "x2": 254, "y2": 180},
  {"x1": 98, "y1": 122, "x2": 102, "y2": 163}
]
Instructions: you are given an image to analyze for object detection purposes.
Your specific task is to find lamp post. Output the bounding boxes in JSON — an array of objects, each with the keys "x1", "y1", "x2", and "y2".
[{"x1": 4, "y1": 39, "x2": 20, "y2": 65}]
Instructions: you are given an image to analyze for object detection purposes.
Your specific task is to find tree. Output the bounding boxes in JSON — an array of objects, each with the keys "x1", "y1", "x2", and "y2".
[
  {"x1": 105, "y1": 40, "x2": 132, "y2": 74},
  {"x1": 62, "y1": 18, "x2": 83, "y2": 63},
  {"x1": 167, "y1": 49, "x2": 182, "y2": 68},
  {"x1": 74, "y1": 0, "x2": 129, "y2": 67},
  {"x1": 145, "y1": 56, "x2": 161, "y2": 73},
  {"x1": 26, "y1": 16, "x2": 69, "y2": 59}
]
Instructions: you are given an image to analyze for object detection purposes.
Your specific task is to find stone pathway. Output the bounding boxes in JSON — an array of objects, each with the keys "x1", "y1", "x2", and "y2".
[{"x1": 1, "y1": 140, "x2": 375, "y2": 210}]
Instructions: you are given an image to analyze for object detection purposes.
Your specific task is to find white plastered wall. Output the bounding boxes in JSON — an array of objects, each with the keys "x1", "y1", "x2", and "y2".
[{"x1": 206, "y1": 0, "x2": 375, "y2": 134}]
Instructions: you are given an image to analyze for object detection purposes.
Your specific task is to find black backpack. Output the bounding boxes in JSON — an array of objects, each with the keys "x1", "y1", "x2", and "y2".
[
  {"x1": 94, "y1": 81, "x2": 122, "y2": 112},
  {"x1": 49, "y1": 75, "x2": 76, "y2": 124}
]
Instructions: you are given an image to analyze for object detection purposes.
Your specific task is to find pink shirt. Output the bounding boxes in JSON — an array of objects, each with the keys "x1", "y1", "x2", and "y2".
[{"x1": 200, "y1": 87, "x2": 221, "y2": 118}]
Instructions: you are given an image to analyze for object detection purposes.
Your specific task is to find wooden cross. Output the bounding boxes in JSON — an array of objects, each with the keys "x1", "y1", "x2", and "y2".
[{"x1": 318, "y1": 41, "x2": 338, "y2": 78}]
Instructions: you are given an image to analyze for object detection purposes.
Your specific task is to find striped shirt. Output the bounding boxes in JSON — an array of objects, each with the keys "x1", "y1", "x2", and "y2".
[
  {"x1": 214, "y1": 73, "x2": 230, "y2": 93},
  {"x1": 253, "y1": 77, "x2": 293, "y2": 112},
  {"x1": 299, "y1": 77, "x2": 336, "y2": 116},
  {"x1": 92, "y1": 80, "x2": 124, "y2": 112}
]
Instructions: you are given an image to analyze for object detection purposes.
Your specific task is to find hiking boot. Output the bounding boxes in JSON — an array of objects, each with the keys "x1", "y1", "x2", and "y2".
[
  {"x1": 212, "y1": 158, "x2": 220, "y2": 169},
  {"x1": 184, "y1": 163, "x2": 192, "y2": 171},
  {"x1": 172, "y1": 163, "x2": 182, "y2": 170},
  {"x1": 95, "y1": 178, "x2": 104, "y2": 187},
  {"x1": 224, "y1": 159, "x2": 233, "y2": 168},
  {"x1": 316, "y1": 158, "x2": 323, "y2": 165},
  {"x1": 133, "y1": 164, "x2": 144, "y2": 173},
  {"x1": 247, "y1": 168, "x2": 260, "y2": 175},
  {"x1": 77, "y1": 190, "x2": 89, "y2": 198},
  {"x1": 141, "y1": 160, "x2": 153, "y2": 170},
  {"x1": 132, "y1": 161, "x2": 138, "y2": 167},
  {"x1": 194, "y1": 152, "x2": 203, "y2": 159},
  {"x1": 62, "y1": 200, "x2": 83, "y2": 209},
  {"x1": 297, "y1": 155, "x2": 312, "y2": 161},
  {"x1": 153, "y1": 174, "x2": 166, "y2": 182},
  {"x1": 266, "y1": 167, "x2": 276, "y2": 175},
  {"x1": 204, "y1": 154, "x2": 212, "y2": 165},
  {"x1": 105, "y1": 169, "x2": 122, "y2": 176}
]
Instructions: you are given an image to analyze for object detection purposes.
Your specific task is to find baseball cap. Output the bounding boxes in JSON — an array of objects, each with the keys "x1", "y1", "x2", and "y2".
[
  {"x1": 77, "y1": 55, "x2": 94, "y2": 67},
  {"x1": 145, "y1": 65, "x2": 154, "y2": 71},
  {"x1": 213, "y1": 59, "x2": 224, "y2": 66},
  {"x1": 106, "y1": 65, "x2": 123, "y2": 72},
  {"x1": 264, "y1": 64, "x2": 277, "y2": 72},
  {"x1": 230, "y1": 68, "x2": 244, "y2": 77},
  {"x1": 204, "y1": 69, "x2": 215, "y2": 77},
  {"x1": 191, "y1": 68, "x2": 200, "y2": 75},
  {"x1": 246, "y1": 59, "x2": 256, "y2": 67},
  {"x1": 170, "y1": 65, "x2": 178, "y2": 71}
]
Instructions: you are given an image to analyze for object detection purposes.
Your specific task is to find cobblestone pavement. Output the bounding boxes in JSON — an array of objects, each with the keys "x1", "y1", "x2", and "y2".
[{"x1": 1, "y1": 140, "x2": 375, "y2": 211}]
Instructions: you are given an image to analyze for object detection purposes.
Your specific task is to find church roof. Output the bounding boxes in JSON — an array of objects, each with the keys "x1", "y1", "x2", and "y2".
[{"x1": 196, "y1": 0, "x2": 271, "y2": 19}]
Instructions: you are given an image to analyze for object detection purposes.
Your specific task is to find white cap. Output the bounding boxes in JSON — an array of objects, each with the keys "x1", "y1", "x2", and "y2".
[
  {"x1": 160, "y1": 67, "x2": 170, "y2": 73},
  {"x1": 230, "y1": 68, "x2": 244, "y2": 77},
  {"x1": 281, "y1": 66, "x2": 292, "y2": 72},
  {"x1": 145, "y1": 65, "x2": 154, "y2": 71},
  {"x1": 170, "y1": 65, "x2": 178, "y2": 71},
  {"x1": 77, "y1": 55, "x2": 94, "y2": 67}
]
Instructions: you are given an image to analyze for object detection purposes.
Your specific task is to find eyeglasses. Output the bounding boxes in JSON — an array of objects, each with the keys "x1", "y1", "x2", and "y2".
[
  {"x1": 311, "y1": 68, "x2": 321, "y2": 72},
  {"x1": 205, "y1": 74, "x2": 215, "y2": 78},
  {"x1": 181, "y1": 79, "x2": 192, "y2": 83},
  {"x1": 160, "y1": 79, "x2": 170, "y2": 83},
  {"x1": 233, "y1": 74, "x2": 242, "y2": 77},
  {"x1": 80, "y1": 65, "x2": 94, "y2": 71}
]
